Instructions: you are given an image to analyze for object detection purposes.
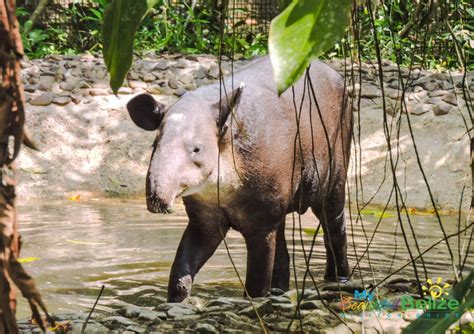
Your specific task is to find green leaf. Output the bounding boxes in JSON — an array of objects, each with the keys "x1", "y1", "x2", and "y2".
[
  {"x1": 102, "y1": 0, "x2": 159, "y2": 93},
  {"x1": 269, "y1": 0, "x2": 352, "y2": 95},
  {"x1": 402, "y1": 270, "x2": 474, "y2": 334},
  {"x1": 360, "y1": 208, "x2": 395, "y2": 219},
  {"x1": 303, "y1": 228, "x2": 323, "y2": 236}
]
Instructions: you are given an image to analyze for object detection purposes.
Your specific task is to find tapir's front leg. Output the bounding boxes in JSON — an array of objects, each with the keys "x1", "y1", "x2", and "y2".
[
  {"x1": 243, "y1": 229, "x2": 277, "y2": 298},
  {"x1": 168, "y1": 221, "x2": 229, "y2": 302}
]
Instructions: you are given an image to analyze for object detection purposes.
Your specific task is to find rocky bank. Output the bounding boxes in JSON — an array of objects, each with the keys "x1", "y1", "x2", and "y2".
[{"x1": 17, "y1": 53, "x2": 473, "y2": 210}]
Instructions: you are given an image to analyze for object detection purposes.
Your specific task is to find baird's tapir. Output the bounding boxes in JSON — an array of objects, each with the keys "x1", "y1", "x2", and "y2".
[{"x1": 127, "y1": 56, "x2": 352, "y2": 302}]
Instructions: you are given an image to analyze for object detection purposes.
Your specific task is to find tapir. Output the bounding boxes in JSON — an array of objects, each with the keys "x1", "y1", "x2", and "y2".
[{"x1": 126, "y1": 56, "x2": 352, "y2": 302}]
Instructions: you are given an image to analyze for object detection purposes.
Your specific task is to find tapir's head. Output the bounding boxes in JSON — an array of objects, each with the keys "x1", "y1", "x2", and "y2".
[{"x1": 127, "y1": 88, "x2": 243, "y2": 213}]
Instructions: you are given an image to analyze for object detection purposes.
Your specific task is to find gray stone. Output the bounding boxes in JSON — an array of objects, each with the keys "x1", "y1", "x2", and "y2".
[
  {"x1": 142, "y1": 72, "x2": 156, "y2": 82},
  {"x1": 389, "y1": 80, "x2": 400, "y2": 90},
  {"x1": 175, "y1": 58, "x2": 189, "y2": 68},
  {"x1": 70, "y1": 93, "x2": 83, "y2": 104},
  {"x1": 89, "y1": 88, "x2": 108, "y2": 96},
  {"x1": 154, "y1": 60, "x2": 169, "y2": 70},
  {"x1": 238, "y1": 299, "x2": 273, "y2": 318},
  {"x1": 178, "y1": 73, "x2": 195, "y2": 85},
  {"x1": 118, "y1": 87, "x2": 133, "y2": 95},
  {"x1": 125, "y1": 325, "x2": 147, "y2": 333},
  {"x1": 103, "y1": 316, "x2": 138, "y2": 326},
  {"x1": 361, "y1": 85, "x2": 381, "y2": 98},
  {"x1": 300, "y1": 300, "x2": 321, "y2": 310},
  {"x1": 441, "y1": 92, "x2": 458, "y2": 106},
  {"x1": 147, "y1": 85, "x2": 162, "y2": 95},
  {"x1": 193, "y1": 66, "x2": 208, "y2": 79},
  {"x1": 269, "y1": 295, "x2": 291, "y2": 304},
  {"x1": 433, "y1": 102, "x2": 452, "y2": 116},
  {"x1": 423, "y1": 81, "x2": 439, "y2": 91},
  {"x1": 30, "y1": 93, "x2": 53, "y2": 106},
  {"x1": 128, "y1": 81, "x2": 148, "y2": 90},
  {"x1": 37, "y1": 82, "x2": 52, "y2": 91},
  {"x1": 52, "y1": 95, "x2": 71, "y2": 106},
  {"x1": 166, "y1": 306, "x2": 196, "y2": 318},
  {"x1": 208, "y1": 64, "x2": 220, "y2": 79},
  {"x1": 24, "y1": 84, "x2": 37, "y2": 93},
  {"x1": 174, "y1": 87, "x2": 187, "y2": 97},
  {"x1": 168, "y1": 78, "x2": 179, "y2": 89},
  {"x1": 138, "y1": 310, "x2": 164, "y2": 322},
  {"x1": 411, "y1": 103, "x2": 432, "y2": 115},
  {"x1": 195, "y1": 323, "x2": 219, "y2": 334},
  {"x1": 128, "y1": 71, "x2": 140, "y2": 80},
  {"x1": 60, "y1": 81, "x2": 76, "y2": 91}
]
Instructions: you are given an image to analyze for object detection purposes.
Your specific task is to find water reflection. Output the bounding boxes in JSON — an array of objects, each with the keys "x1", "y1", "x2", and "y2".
[{"x1": 15, "y1": 199, "x2": 472, "y2": 318}]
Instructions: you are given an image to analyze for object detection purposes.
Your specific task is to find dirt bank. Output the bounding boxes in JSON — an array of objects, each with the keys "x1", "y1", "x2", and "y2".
[{"x1": 17, "y1": 54, "x2": 472, "y2": 210}]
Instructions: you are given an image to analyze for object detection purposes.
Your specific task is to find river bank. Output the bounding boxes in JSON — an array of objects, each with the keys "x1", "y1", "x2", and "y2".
[{"x1": 17, "y1": 53, "x2": 472, "y2": 210}]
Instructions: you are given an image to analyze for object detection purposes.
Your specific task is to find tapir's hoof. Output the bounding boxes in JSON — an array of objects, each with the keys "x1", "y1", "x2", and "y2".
[{"x1": 167, "y1": 274, "x2": 192, "y2": 302}]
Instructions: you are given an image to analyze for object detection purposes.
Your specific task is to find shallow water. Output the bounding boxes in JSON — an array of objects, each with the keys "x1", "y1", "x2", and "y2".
[{"x1": 15, "y1": 199, "x2": 472, "y2": 318}]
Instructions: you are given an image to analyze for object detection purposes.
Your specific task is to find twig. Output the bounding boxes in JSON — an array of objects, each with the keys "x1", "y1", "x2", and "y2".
[{"x1": 81, "y1": 285, "x2": 105, "y2": 334}]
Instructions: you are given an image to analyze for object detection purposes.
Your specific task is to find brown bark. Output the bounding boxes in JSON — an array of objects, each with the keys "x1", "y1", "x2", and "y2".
[{"x1": 0, "y1": 0, "x2": 51, "y2": 332}]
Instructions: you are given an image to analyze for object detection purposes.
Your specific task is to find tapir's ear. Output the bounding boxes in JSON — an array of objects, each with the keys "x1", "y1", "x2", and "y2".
[
  {"x1": 214, "y1": 85, "x2": 244, "y2": 137},
  {"x1": 127, "y1": 93, "x2": 165, "y2": 131}
]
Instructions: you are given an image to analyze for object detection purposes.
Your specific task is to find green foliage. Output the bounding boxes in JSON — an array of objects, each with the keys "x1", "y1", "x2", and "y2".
[
  {"x1": 102, "y1": 0, "x2": 158, "y2": 93},
  {"x1": 402, "y1": 269, "x2": 474, "y2": 334},
  {"x1": 323, "y1": 0, "x2": 473, "y2": 71},
  {"x1": 269, "y1": 0, "x2": 352, "y2": 94}
]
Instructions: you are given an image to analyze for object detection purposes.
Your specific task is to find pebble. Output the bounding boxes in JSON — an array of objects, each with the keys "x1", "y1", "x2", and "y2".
[
  {"x1": 238, "y1": 299, "x2": 273, "y2": 318},
  {"x1": 411, "y1": 103, "x2": 432, "y2": 115},
  {"x1": 52, "y1": 95, "x2": 71, "y2": 106},
  {"x1": 195, "y1": 323, "x2": 219, "y2": 334}
]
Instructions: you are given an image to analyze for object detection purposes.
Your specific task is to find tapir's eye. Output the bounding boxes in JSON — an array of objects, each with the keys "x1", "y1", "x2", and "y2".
[{"x1": 193, "y1": 146, "x2": 201, "y2": 154}]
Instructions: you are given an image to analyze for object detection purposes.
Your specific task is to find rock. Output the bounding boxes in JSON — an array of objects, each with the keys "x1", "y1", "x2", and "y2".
[
  {"x1": 300, "y1": 300, "x2": 321, "y2": 310},
  {"x1": 154, "y1": 60, "x2": 169, "y2": 70},
  {"x1": 195, "y1": 323, "x2": 219, "y2": 334},
  {"x1": 269, "y1": 288, "x2": 286, "y2": 296},
  {"x1": 269, "y1": 295, "x2": 291, "y2": 304},
  {"x1": 118, "y1": 87, "x2": 133, "y2": 95},
  {"x1": 423, "y1": 81, "x2": 439, "y2": 91},
  {"x1": 37, "y1": 82, "x2": 52, "y2": 91},
  {"x1": 410, "y1": 103, "x2": 431, "y2": 115},
  {"x1": 69, "y1": 320, "x2": 109, "y2": 334},
  {"x1": 103, "y1": 316, "x2": 138, "y2": 327},
  {"x1": 128, "y1": 71, "x2": 140, "y2": 80},
  {"x1": 193, "y1": 67, "x2": 208, "y2": 79},
  {"x1": 128, "y1": 81, "x2": 148, "y2": 90},
  {"x1": 168, "y1": 78, "x2": 179, "y2": 89},
  {"x1": 52, "y1": 95, "x2": 71, "y2": 106},
  {"x1": 208, "y1": 64, "x2": 220, "y2": 79},
  {"x1": 89, "y1": 88, "x2": 108, "y2": 96},
  {"x1": 30, "y1": 93, "x2": 53, "y2": 106},
  {"x1": 24, "y1": 84, "x2": 37, "y2": 93},
  {"x1": 125, "y1": 325, "x2": 147, "y2": 333},
  {"x1": 146, "y1": 84, "x2": 162, "y2": 95},
  {"x1": 433, "y1": 102, "x2": 452, "y2": 115},
  {"x1": 142, "y1": 72, "x2": 156, "y2": 82},
  {"x1": 166, "y1": 306, "x2": 196, "y2": 318},
  {"x1": 441, "y1": 92, "x2": 457, "y2": 106},
  {"x1": 174, "y1": 87, "x2": 187, "y2": 97},
  {"x1": 138, "y1": 310, "x2": 164, "y2": 322},
  {"x1": 70, "y1": 93, "x2": 83, "y2": 104},
  {"x1": 178, "y1": 73, "x2": 195, "y2": 85},
  {"x1": 175, "y1": 58, "x2": 189, "y2": 68},
  {"x1": 238, "y1": 299, "x2": 273, "y2": 318},
  {"x1": 60, "y1": 81, "x2": 77, "y2": 91},
  {"x1": 361, "y1": 85, "x2": 381, "y2": 98},
  {"x1": 389, "y1": 80, "x2": 400, "y2": 90}
]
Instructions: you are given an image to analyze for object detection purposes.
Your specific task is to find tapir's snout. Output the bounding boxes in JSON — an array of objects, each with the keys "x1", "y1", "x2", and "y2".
[{"x1": 146, "y1": 193, "x2": 174, "y2": 214}]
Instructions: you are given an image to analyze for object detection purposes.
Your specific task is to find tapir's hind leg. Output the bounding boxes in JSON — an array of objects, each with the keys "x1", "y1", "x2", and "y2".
[
  {"x1": 312, "y1": 180, "x2": 350, "y2": 282},
  {"x1": 271, "y1": 219, "x2": 290, "y2": 291}
]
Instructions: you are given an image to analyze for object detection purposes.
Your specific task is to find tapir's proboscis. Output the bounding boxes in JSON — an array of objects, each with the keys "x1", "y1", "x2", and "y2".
[{"x1": 127, "y1": 56, "x2": 352, "y2": 302}]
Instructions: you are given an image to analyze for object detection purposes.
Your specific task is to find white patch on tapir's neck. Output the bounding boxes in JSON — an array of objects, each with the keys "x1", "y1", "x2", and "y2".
[
  {"x1": 168, "y1": 113, "x2": 184, "y2": 123},
  {"x1": 181, "y1": 154, "x2": 243, "y2": 200}
]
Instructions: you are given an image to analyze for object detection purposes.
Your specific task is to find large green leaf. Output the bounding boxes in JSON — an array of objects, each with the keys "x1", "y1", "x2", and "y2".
[
  {"x1": 402, "y1": 269, "x2": 474, "y2": 334},
  {"x1": 102, "y1": 0, "x2": 158, "y2": 93},
  {"x1": 269, "y1": 0, "x2": 352, "y2": 95}
]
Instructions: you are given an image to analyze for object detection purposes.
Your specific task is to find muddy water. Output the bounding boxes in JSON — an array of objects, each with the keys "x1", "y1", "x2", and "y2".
[{"x1": 15, "y1": 199, "x2": 472, "y2": 318}]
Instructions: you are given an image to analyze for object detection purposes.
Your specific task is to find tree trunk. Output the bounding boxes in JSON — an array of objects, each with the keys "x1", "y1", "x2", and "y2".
[{"x1": 0, "y1": 0, "x2": 51, "y2": 332}]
